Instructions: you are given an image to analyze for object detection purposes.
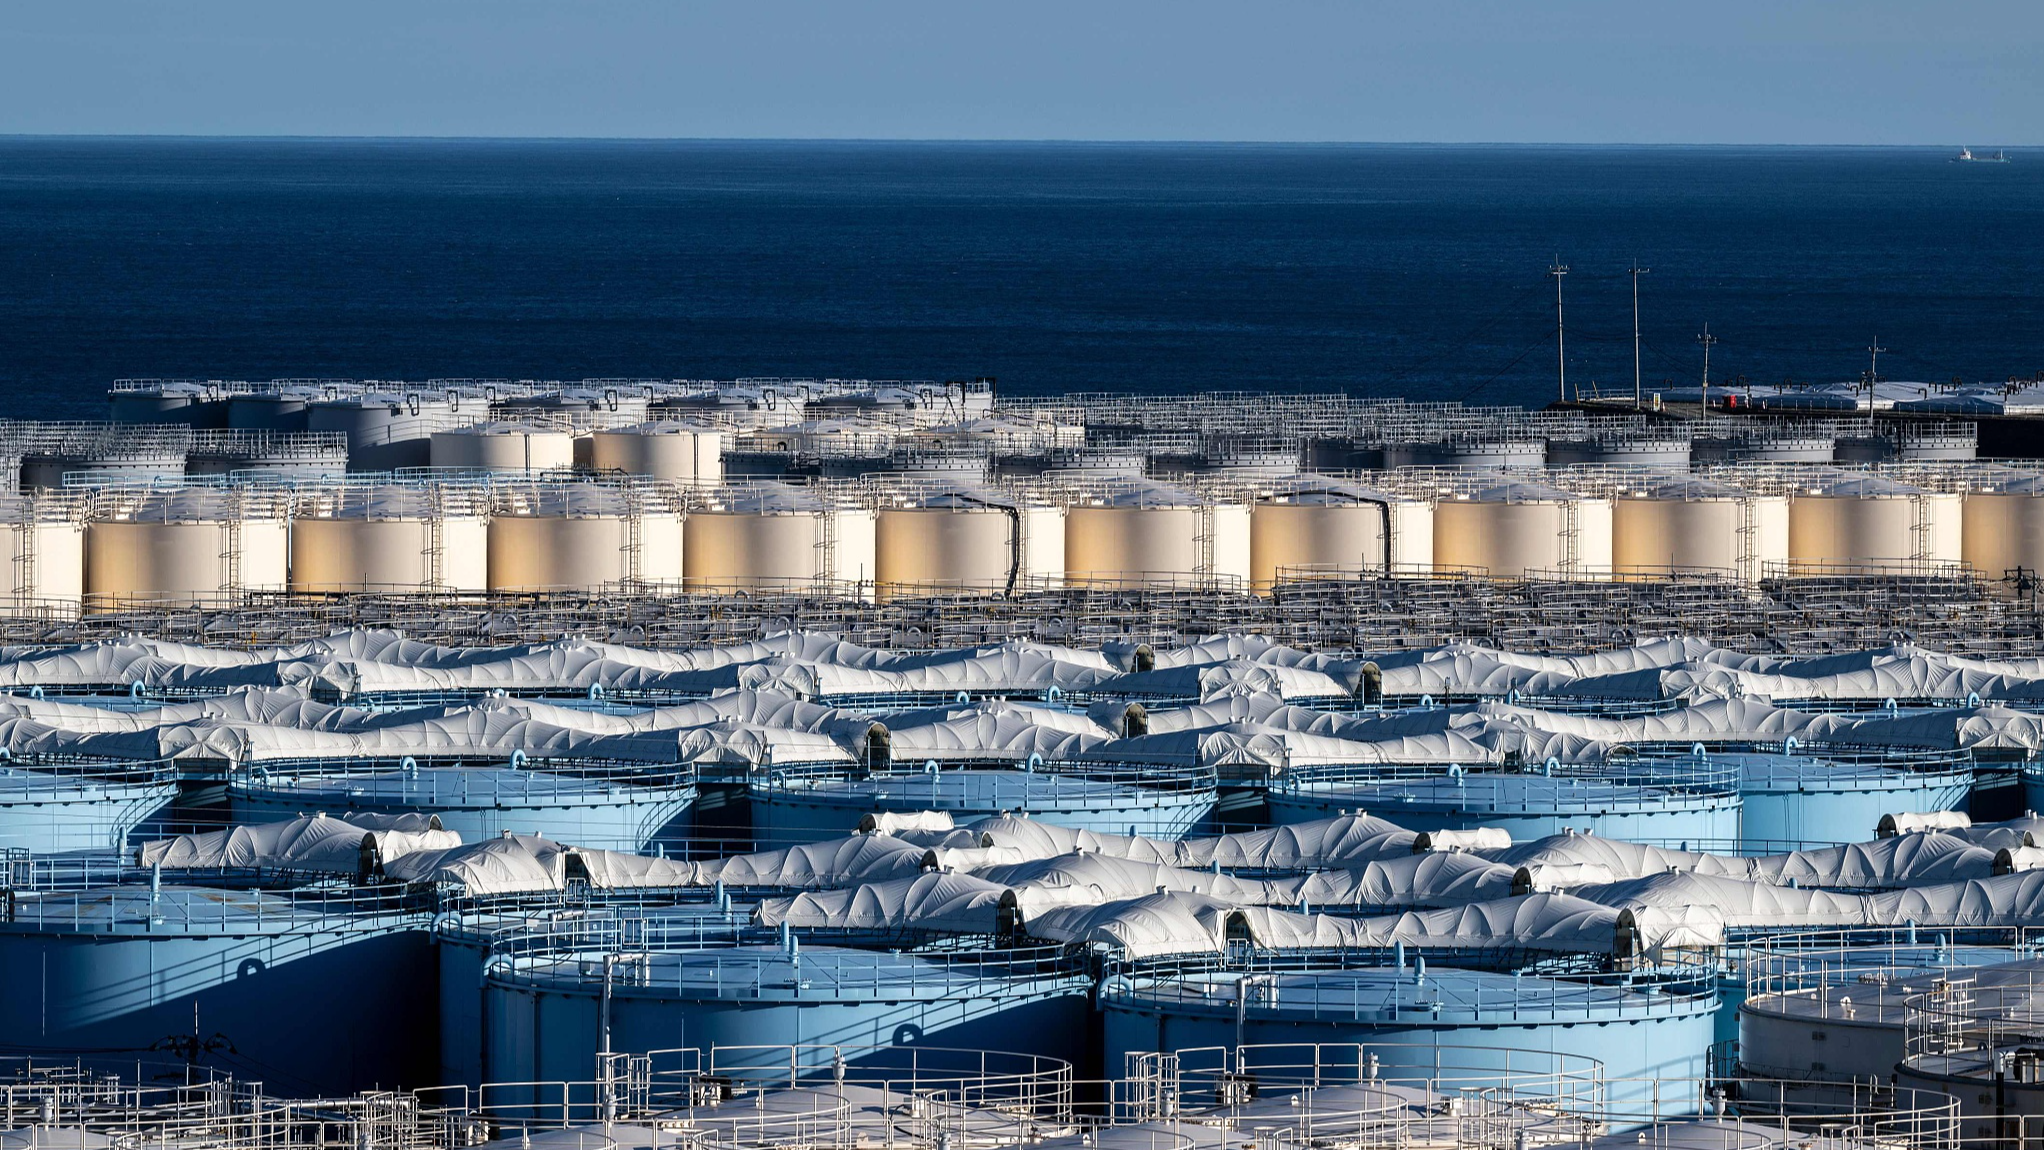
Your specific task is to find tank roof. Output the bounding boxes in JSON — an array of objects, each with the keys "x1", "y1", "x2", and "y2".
[
  {"x1": 1118, "y1": 965, "x2": 1710, "y2": 1023},
  {"x1": 240, "y1": 764, "x2": 694, "y2": 807}
]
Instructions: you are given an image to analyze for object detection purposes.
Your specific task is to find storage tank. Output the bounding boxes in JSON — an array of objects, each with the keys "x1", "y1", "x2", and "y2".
[
  {"x1": 109, "y1": 380, "x2": 209, "y2": 424},
  {"x1": 0, "y1": 758, "x2": 177, "y2": 853},
  {"x1": 1734, "y1": 433, "x2": 1838, "y2": 463},
  {"x1": 227, "y1": 385, "x2": 332, "y2": 432},
  {"x1": 488, "y1": 483, "x2": 684, "y2": 592},
  {"x1": 184, "y1": 430, "x2": 350, "y2": 482},
  {"x1": 1103, "y1": 951, "x2": 1716, "y2": 1103},
  {"x1": 1432, "y1": 479, "x2": 1612, "y2": 579},
  {"x1": 1787, "y1": 472, "x2": 1962, "y2": 571},
  {"x1": 0, "y1": 494, "x2": 88, "y2": 610},
  {"x1": 1961, "y1": 471, "x2": 2044, "y2": 578},
  {"x1": 482, "y1": 933, "x2": 1090, "y2": 1089},
  {"x1": 497, "y1": 386, "x2": 652, "y2": 426},
  {"x1": 309, "y1": 391, "x2": 475, "y2": 470},
  {"x1": 1267, "y1": 759, "x2": 1740, "y2": 846},
  {"x1": 0, "y1": 884, "x2": 434, "y2": 1095},
  {"x1": 1545, "y1": 436, "x2": 1692, "y2": 469},
  {"x1": 1740, "y1": 929, "x2": 2039, "y2": 1107},
  {"x1": 1063, "y1": 478, "x2": 1248, "y2": 589},
  {"x1": 684, "y1": 482, "x2": 877, "y2": 594},
  {"x1": 585, "y1": 421, "x2": 725, "y2": 485},
  {"x1": 18, "y1": 425, "x2": 191, "y2": 490},
  {"x1": 430, "y1": 421, "x2": 577, "y2": 473},
  {"x1": 1722, "y1": 747, "x2": 1972, "y2": 851},
  {"x1": 653, "y1": 386, "x2": 807, "y2": 429},
  {"x1": 874, "y1": 487, "x2": 1066, "y2": 599},
  {"x1": 231, "y1": 762, "x2": 697, "y2": 853},
  {"x1": 84, "y1": 488, "x2": 290, "y2": 610},
  {"x1": 1611, "y1": 474, "x2": 1789, "y2": 582},
  {"x1": 107, "y1": 381, "x2": 230, "y2": 427},
  {"x1": 994, "y1": 446, "x2": 1149, "y2": 479},
  {"x1": 1249, "y1": 477, "x2": 1430, "y2": 590},
  {"x1": 752, "y1": 762, "x2": 1219, "y2": 845},
  {"x1": 1895, "y1": 422, "x2": 1978, "y2": 461},
  {"x1": 1381, "y1": 437, "x2": 1547, "y2": 469},
  {"x1": 290, "y1": 483, "x2": 491, "y2": 593}
]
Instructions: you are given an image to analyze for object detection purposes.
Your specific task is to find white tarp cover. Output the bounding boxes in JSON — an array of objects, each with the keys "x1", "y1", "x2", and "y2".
[
  {"x1": 136, "y1": 813, "x2": 459, "y2": 871},
  {"x1": 686, "y1": 835, "x2": 933, "y2": 888},
  {"x1": 381, "y1": 833, "x2": 570, "y2": 894},
  {"x1": 754, "y1": 871, "x2": 1009, "y2": 933},
  {"x1": 1274, "y1": 851, "x2": 1519, "y2": 908}
]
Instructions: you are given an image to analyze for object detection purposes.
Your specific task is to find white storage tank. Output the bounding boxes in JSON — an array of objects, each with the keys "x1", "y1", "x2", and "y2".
[
  {"x1": 429, "y1": 421, "x2": 577, "y2": 473},
  {"x1": 497, "y1": 386, "x2": 652, "y2": 426},
  {"x1": 683, "y1": 482, "x2": 876, "y2": 594},
  {"x1": 1249, "y1": 476, "x2": 1431, "y2": 590},
  {"x1": 1962, "y1": 471, "x2": 2044, "y2": 578},
  {"x1": 1786, "y1": 472, "x2": 1962, "y2": 571},
  {"x1": 653, "y1": 385, "x2": 807, "y2": 429},
  {"x1": 488, "y1": 483, "x2": 684, "y2": 592},
  {"x1": 1432, "y1": 478, "x2": 1612, "y2": 579},
  {"x1": 1063, "y1": 478, "x2": 1249, "y2": 589},
  {"x1": 0, "y1": 494, "x2": 87, "y2": 611},
  {"x1": 585, "y1": 421, "x2": 724, "y2": 485},
  {"x1": 309, "y1": 392, "x2": 475, "y2": 470},
  {"x1": 84, "y1": 488, "x2": 290, "y2": 611},
  {"x1": 291, "y1": 483, "x2": 491, "y2": 593},
  {"x1": 873, "y1": 486, "x2": 1062, "y2": 599},
  {"x1": 1611, "y1": 474, "x2": 1789, "y2": 582}
]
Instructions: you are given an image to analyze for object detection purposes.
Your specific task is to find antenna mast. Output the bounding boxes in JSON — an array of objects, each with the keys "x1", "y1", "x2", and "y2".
[
  {"x1": 1697, "y1": 324, "x2": 1719, "y2": 417},
  {"x1": 1631, "y1": 262, "x2": 1651, "y2": 410},
  {"x1": 1865, "y1": 339, "x2": 1887, "y2": 402},
  {"x1": 1550, "y1": 258, "x2": 1569, "y2": 403}
]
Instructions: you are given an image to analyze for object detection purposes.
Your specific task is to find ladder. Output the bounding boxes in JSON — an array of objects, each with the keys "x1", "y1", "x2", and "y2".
[
  {"x1": 1559, "y1": 503, "x2": 1581, "y2": 576},
  {"x1": 424, "y1": 488, "x2": 446, "y2": 590},
  {"x1": 819, "y1": 508, "x2": 839, "y2": 588},
  {"x1": 1197, "y1": 506, "x2": 1216, "y2": 586},
  {"x1": 222, "y1": 511, "x2": 245, "y2": 597},
  {"x1": 10, "y1": 520, "x2": 33, "y2": 600},
  {"x1": 1912, "y1": 494, "x2": 1934, "y2": 566},
  {"x1": 1735, "y1": 496, "x2": 1759, "y2": 583},
  {"x1": 623, "y1": 501, "x2": 643, "y2": 584}
]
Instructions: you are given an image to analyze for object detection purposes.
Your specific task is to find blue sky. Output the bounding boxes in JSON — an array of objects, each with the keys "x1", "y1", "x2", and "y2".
[{"x1": 2, "y1": 1, "x2": 2037, "y2": 143}]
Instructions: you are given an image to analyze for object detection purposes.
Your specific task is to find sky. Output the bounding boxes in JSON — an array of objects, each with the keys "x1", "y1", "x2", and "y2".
[{"x1": 1, "y1": 1, "x2": 2038, "y2": 144}]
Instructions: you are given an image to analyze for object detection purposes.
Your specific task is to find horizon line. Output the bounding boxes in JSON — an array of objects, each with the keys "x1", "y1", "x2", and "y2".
[{"x1": 0, "y1": 133, "x2": 2031, "y2": 149}]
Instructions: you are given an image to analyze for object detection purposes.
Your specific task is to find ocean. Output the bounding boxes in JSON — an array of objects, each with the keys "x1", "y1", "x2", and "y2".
[{"x1": 0, "y1": 137, "x2": 2038, "y2": 420}]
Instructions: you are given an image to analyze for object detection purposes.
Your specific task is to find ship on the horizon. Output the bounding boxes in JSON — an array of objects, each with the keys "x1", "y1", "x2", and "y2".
[{"x1": 1955, "y1": 146, "x2": 2011, "y2": 162}]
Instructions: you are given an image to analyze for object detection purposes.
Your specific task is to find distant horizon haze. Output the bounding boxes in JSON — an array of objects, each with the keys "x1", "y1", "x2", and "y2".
[{"x1": 0, "y1": 1, "x2": 2036, "y2": 145}]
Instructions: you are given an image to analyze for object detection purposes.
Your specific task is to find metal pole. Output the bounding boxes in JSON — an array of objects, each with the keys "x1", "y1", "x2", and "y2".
[
  {"x1": 1631, "y1": 263, "x2": 1651, "y2": 409},
  {"x1": 1550, "y1": 259, "x2": 1570, "y2": 402}
]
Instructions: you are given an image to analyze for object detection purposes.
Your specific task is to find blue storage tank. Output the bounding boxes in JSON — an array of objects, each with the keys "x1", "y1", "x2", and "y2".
[
  {"x1": 750, "y1": 763, "x2": 1218, "y2": 846},
  {"x1": 0, "y1": 885, "x2": 434, "y2": 1095},
  {"x1": 436, "y1": 903, "x2": 752, "y2": 1090},
  {"x1": 0, "y1": 760, "x2": 178, "y2": 854},
  {"x1": 480, "y1": 937, "x2": 1093, "y2": 1092},
  {"x1": 228, "y1": 760, "x2": 697, "y2": 853},
  {"x1": 1102, "y1": 957, "x2": 1716, "y2": 1105},
  {"x1": 1268, "y1": 759, "x2": 1739, "y2": 847},
  {"x1": 1715, "y1": 746, "x2": 1973, "y2": 851},
  {"x1": 1735, "y1": 925, "x2": 2039, "y2": 1104}
]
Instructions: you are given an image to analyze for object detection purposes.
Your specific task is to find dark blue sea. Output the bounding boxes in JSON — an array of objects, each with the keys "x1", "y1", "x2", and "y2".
[{"x1": 1, "y1": 138, "x2": 2039, "y2": 420}]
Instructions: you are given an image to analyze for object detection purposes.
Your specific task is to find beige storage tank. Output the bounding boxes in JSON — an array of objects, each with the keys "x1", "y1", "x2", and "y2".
[
  {"x1": 1963, "y1": 472, "x2": 2044, "y2": 578},
  {"x1": 84, "y1": 488, "x2": 289, "y2": 611},
  {"x1": 873, "y1": 487, "x2": 1067, "y2": 599},
  {"x1": 585, "y1": 422, "x2": 725, "y2": 485},
  {"x1": 430, "y1": 422, "x2": 577, "y2": 473},
  {"x1": 290, "y1": 484, "x2": 490, "y2": 593},
  {"x1": 1611, "y1": 475, "x2": 1789, "y2": 582},
  {"x1": 1786, "y1": 473, "x2": 1963, "y2": 571},
  {"x1": 0, "y1": 494, "x2": 87, "y2": 611},
  {"x1": 1431, "y1": 478, "x2": 1612, "y2": 579},
  {"x1": 1249, "y1": 477, "x2": 1425, "y2": 590},
  {"x1": 487, "y1": 484, "x2": 684, "y2": 592},
  {"x1": 1062, "y1": 478, "x2": 1245, "y2": 588},
  {"x1": 684, "y1": 482, "x2": 877, "y2": 594}
]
